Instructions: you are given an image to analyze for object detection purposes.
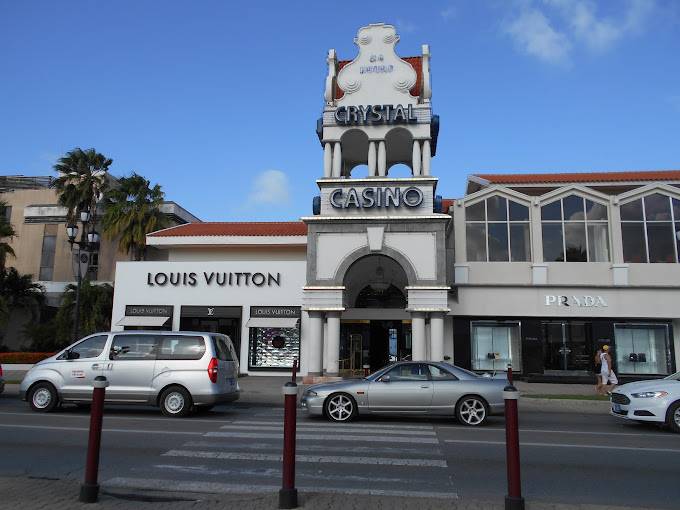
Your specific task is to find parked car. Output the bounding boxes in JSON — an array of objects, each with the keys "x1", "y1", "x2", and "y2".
[
  {"x1": 0, "y1": 363, "x2": 4, "y2": 394},
  {"x1": 20, "y1": 331, "x2": 240, "y2": 417},
  {"x1": 301, "y1": 361, "x2": 506, "y2": 425},
  {"x1": 610, "y1": 371, "x2": 680, "y2": 433}
]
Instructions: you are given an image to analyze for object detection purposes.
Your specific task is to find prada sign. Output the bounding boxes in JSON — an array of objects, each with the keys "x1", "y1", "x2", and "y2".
[
  {"x1": 334, "y1": 104, "x2": 417, "y2": 125},
  {"x1": 544, "y1": 295, "x2": 608, "y2": 308},
  {"x1": 330, "y1": 186, "x2": 423, "y2": 209}
]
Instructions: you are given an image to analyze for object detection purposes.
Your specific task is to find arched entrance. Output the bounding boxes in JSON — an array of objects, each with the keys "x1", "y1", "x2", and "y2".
[{"x1": 340, "y1": 254, "x2": 412, "y2": 375}]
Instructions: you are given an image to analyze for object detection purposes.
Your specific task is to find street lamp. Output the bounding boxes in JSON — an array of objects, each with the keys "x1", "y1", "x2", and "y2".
[{"x1": 66, "y1": 207, "x2": 100, "y2": 342}]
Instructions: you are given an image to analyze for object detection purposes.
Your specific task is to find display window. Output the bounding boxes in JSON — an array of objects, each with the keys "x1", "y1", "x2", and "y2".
[
  {"x1": 470, "y1": 321, "x2": 522, "y2": 372},
  {"x1": 247, "y1": 306, "x2": 301, "y2": 370},
  {"x1": 614, "y1": 324, "x2": 672, "y2": 375}
]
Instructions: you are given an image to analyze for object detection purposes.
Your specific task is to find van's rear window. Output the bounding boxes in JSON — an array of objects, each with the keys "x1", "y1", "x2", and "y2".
[
  {"x1": 212, "y1": 336, "x2": 234, "y2": 361},
  {"x1": 156, "y1": 336, "x2": 206, "y2": 360}
]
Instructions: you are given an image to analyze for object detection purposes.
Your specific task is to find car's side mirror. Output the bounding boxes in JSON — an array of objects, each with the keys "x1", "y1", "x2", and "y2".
[{"x1": 380, "y1": 375, "x2": 391, "y2": 383}]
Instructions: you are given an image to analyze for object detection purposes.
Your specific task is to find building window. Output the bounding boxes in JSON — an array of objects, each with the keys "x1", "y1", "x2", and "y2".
[
  {"x1": 249, "y1": 326, "x2": 300, "y2": 369},
  {"x1": 541, "y1": 194, "x2": 609, "y2": 262},
  {"x1": 614, "y1": 324, "x2": 671, "y2": 375},
  {"x1": 621, "y1": 194, "x2": 680, "y2": 263},
  {"x1": 465, "y1": 196, "x2": 531, "y2": 262},
  {"x1": 39, "y1": 225, "x2": 57, "y2": 281},
  {"x1": 470, "y1": 321, "x2": 522, "y2": 372}
]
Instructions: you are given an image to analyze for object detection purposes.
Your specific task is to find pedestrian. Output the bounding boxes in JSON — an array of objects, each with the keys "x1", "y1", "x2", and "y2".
[
  {"x1": 594, "y1": 346, "x2": 603, "y2": 394},
  {"x1": 597, "y1": 345, "x2": 618, "y2": 395}
]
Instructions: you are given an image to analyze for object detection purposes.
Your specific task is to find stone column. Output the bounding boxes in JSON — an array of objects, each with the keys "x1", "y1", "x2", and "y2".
[
  {"x1": 411, "y1": 312, "x2": 426, "y2": 361},
  {"x1": 412, "y1": 140, "x2": 421, "y2": 176},
  {"x1": 377, "y1": 141, "x2": 386, "y2": 177},
  {"x1": 367, "y1": 141, "x2": 377, "y2": 177},
  {"x1": 307, "y1": 312, "x2": 324, "y2": 376},
  {"x1": 429, "y1": 312, "x2": 444, "y2": 361},
  {"x1": 422, "y1": 140, "x2": 431, "y2": 176},
  {"x1": 332, "y1": 142, "x2": 342, "y2": 178},
  {"x1": 323, "y1": 143, "x2": 332, "y2": 178},
  {"x1": 325, "y1": 312, "x2": 341, "y2": 376}
]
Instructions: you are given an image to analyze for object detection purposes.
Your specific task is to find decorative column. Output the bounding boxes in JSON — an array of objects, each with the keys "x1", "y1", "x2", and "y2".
[
  {"x1": 377, "y1": 141, "x2": 386, "y2": 177},
  {"x1": 367, "y1": 141, "x2": 377, "y2": 177},
  {"x1": 429, "y1": 312, "x2": 444, "y2": 361},
  {"x1": 332, "y1": 142, "x2": 342, "y2": 178},
  {"x1": 411, "y1": 312, "x2": 426, "y2": 361},
  {"x1": 323, "y1": 143, "x2": 332, "y2": 178},
  {"x1": 422, "y1": 140, "x2": 431, "y2": 176},
  {"x1": 307, "y1": 312, "x2": 324, "y2": 376},
  {"x1": 412, "y1": 140, "x2": 421, "y2": 176},
  {"x1": 325, "y1": 312, "x2": 341, "y2": 376}
]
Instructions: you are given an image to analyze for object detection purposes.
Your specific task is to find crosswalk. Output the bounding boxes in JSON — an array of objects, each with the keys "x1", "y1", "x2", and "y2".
[{"x1": 104, "y1": 408, "x2": 458, "y2": 499}]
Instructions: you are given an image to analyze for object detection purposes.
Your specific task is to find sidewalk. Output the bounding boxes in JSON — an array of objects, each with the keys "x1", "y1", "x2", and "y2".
[{"x1": 0, "y1": 476, "x2": 662, "y2": 510}]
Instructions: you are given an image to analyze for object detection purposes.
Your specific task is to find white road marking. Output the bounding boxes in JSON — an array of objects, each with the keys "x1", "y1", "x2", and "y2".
[
  {"x1": 231, "y1": 419, "x2": 434, "y2": 430},
  {"x1": 0, "y1": 423, "x2": 203, "y2": 435},
  {"x1": 205, "y1": 431, "x2": 438, "y2": 444},
  {"x1": 444, "y1": 439, "x2": 680, "y2": 453},
  {"x1": 218, "y1": 424, "x2": 436, "y2": 436},
  {"x1": 437, "y1": 426, "x2": 674, "y2": 439},
  {"x1": 0, "y1": 411, "x2": 253, "y2": 425},
  {"x1": 182, "y1": 440, "x2": 443, "y2": 456},
  {"x1": 104, "y1": 477, "x2": 459, "y2": 499},
  {"x1": 162, "y1": 449, "x2": 448, "y2": 467}
]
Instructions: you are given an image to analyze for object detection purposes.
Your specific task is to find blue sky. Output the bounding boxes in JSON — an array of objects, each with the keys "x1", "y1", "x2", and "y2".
[{"x1": 1, "y1": 1, "x2": 679, "y2": 221}]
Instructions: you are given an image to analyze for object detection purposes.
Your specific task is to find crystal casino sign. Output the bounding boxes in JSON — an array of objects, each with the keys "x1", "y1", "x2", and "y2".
[
  {"x1": 334, "y1": 104, "x2": 417, "y2": 125},
  {"x1": 330, "y1": 186, "x2": 423, "y2": 209}
]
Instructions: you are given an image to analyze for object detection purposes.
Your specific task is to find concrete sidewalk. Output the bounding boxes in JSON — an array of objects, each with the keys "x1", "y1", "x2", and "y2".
[{"x1": 0, "y1": 476, "x2": 663, "y2": 510}]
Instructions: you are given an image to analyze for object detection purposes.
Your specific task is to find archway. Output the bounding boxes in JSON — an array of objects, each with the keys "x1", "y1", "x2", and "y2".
[
  {"x1": 385, "y1": 127, "x2": 413, "y2": 176},
  {"x1": 340, "y1": 129, "x2": 369, "y2": 177}
]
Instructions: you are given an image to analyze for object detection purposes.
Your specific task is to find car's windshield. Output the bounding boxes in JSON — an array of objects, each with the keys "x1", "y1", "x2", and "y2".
[{"x1": 663, "y1": 371, "x2": 680, "y2": 381}]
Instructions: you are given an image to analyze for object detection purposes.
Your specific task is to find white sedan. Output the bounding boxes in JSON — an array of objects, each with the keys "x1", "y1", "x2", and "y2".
[{"x1": 610, "y1": 371, "x2": 680, "y2": 433}]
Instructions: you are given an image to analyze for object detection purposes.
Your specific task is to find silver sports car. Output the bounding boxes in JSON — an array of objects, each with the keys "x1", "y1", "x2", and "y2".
[{"x1": 301, "y1": 361, "x2": 507, "y2": 425}]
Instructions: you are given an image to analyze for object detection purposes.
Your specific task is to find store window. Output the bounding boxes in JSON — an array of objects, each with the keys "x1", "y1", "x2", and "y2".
[
  {"x1": 614, "y1": 324, "x2": 671, "y2": 375},
  {"x1": 465, "y1": 196, "x2": 531, "y2": 262},
  {"x1": 541, "y1": 195, "x2": 609, "y2": 262},
  {"x1": 470, "y1": 322, "x2": 522, "y2": 372},
  {"x1": 247, "y1": 306, "x2": 300, "y2": 370},
  {"x1": 621, "y1": 194, "x2": 680, "y2": 263}
]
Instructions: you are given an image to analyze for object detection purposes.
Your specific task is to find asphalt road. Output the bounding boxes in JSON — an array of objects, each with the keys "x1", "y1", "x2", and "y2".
[{"x1": 0, "y1": 392, "x2": 678, "y2": 509}]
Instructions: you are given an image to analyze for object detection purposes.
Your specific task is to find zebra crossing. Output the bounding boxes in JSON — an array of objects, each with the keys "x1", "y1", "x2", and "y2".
[{"x1": 104, "y1": 408, "x2": 458, "y2": 499}]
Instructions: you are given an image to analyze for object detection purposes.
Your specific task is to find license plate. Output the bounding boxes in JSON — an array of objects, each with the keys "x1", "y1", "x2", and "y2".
[{"x1": 612, "y1": 403, "x2": 621, "y2": 412}]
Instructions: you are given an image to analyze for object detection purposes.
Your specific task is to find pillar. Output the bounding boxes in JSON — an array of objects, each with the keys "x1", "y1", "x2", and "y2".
[
  {"x1": 332, "y1": 142, "x2": 342, "y2": 178},
  {"x1": 430, "y1": 312, "x2": 444, "y2": 361},
  {"x1": 422, "y1": 140, "x2": 431, "y2": 176},
  {"x1": 411, "y1": 312, "x2": 426, "y2": 361},
  {"x1": 412, "y1": 140, "x2": 421, "y2": 176},
  {"x1": 323, "y1": 143, "x2": 332, "y2": 178},
  {"x1": 307, "y1": 312, "x2": 324, "y2": 376},
  {"x1": 325, "y1": 312, "x2": 341, "y2": 376},
  {"x1": 377, "y1": 141, "x2": 386, "y2": 177},
  {"x1": 367, "y1": 141, "x2": 377, "y2": 177}
]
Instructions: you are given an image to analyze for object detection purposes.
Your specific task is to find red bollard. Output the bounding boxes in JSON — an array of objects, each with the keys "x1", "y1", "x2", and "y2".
[
  {"x1": 504, "y1": 384, "x2": 524, "y2": 510},
  {"x1": 79, "y1": 375, "x2": 109, "y2": 503},
  {"x1": 363, "y1": 364, "x2": 370, "y2": 377},
  {"x1": 279, "y1": 381, "x2": 298, "y2": 509}
]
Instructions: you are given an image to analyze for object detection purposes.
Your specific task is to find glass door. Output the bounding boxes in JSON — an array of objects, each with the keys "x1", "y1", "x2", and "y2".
[{"x1": 543, "y1": 321, "x2": 592, "y2": 373}]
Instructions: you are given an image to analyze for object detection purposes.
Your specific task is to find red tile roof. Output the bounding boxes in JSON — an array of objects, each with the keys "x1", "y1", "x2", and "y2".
[
  {"x1": 335, "y1": 56, "x2": 422, "y2": 100},
  {"x1": 473, "y1": 170, "x2": 680, "y2": 185},
  {"x1": 441, "y1": 198, "x2": 455, "y2": 211},
  {"x1": 149, "y1": 222, "x2": 308, "y2": 238}
]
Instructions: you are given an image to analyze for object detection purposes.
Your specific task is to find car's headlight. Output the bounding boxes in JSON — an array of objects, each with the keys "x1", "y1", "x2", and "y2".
[
  {"x1": 631, "y1": 391, "x2": 668, "y2": 398},
  {"x1": 306, "y1": 390, "x2": 318, "y2": 397}
]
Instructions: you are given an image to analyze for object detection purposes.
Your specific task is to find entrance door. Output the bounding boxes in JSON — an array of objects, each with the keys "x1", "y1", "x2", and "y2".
[{"x1": 543, "y1": 322, "x2": 592, "y2": 373}]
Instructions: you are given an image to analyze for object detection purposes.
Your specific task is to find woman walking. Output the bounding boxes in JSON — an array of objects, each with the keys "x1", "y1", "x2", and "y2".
[{"x1": 597, "y1": 345, "x2": 618, "y2": 395}]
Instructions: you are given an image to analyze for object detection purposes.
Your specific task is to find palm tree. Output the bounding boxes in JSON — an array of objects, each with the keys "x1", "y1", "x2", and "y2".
[
  {"x1": 54, "y1": 281, "x2": 113, "y2": 344},
  {"x1": 0, "y1": 268, "x2": 44, "y2": 328},
  {"x1": 0, "y1": 200, "x2": 16, "y2": 271},
  {"x1": 52, "y1": 148, "x2": 112, "y2": 223},
  {"x1": 102, "y1": 172, "x2": 167, "y2": 261}
]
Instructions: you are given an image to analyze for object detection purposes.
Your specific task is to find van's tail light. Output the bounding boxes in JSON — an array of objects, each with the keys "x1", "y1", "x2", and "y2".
[
  {"x1": 0, "y1": 365, "x2": 3, "y2": 377},
  {"x1": 207, "y1": 357, "x2": 218, "y2": 383}
]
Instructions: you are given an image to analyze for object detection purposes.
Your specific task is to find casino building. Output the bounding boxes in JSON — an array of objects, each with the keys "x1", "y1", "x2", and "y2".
[{"x1": 111, "y1": 23, "x2": 680, "y2": 382}]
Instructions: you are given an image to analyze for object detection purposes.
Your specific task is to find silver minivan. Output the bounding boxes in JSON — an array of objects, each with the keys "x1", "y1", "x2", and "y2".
[{"x1": 20, "y1": 331, "x2": 240, "y2": 417}]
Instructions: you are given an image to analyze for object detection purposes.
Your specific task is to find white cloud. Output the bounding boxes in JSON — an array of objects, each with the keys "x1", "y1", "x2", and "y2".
[
  {"x1": 505, "y1": 8, "x2": 572, "y2": 64},
  {"x1": 246, "y1": 169, "x2": 291, "y2": 206}
]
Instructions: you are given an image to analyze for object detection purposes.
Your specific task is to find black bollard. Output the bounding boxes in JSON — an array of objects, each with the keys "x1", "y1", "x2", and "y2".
[{"x1": 79, "y1": 375, "x2": 108, "y2": 503}]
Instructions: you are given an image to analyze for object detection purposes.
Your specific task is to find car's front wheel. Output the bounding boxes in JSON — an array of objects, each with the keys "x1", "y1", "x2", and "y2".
[
  {"x1": 666, "y1": 401, "x2": 680, "y2": 433},
  {"x1": 325, "y1": 393, "x2": 357, "y2": 422},
  {"x1": 160, "y1": 386, "x2": 193, "y2": 417},
  {"x1": 456, "y1": 395, "x2": 488, "y2": 426},
  {"x1": 28, "y1": 382, "x2": 58, "y2": 413}
]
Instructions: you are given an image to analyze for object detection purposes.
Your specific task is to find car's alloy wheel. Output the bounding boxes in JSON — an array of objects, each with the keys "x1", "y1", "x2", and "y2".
[
  {"x1": 160, "y1": 387, "x2": 193, "y2": 417},
  {"x1": 29, "y1": 383, "x2": 58, "y2": 413},
  {"x1": 668, "y1": 401, "x2": 680, "y2": 433},
  {"x1": 325, "y1": 394, "x2": 356, "y2": 422},
  {"x1": 457, "y1": 397, "x2": 487, "y2": 426}
]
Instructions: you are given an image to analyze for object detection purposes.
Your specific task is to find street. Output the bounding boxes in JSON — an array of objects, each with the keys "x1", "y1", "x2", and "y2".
[{"x1": 1, "y1": 383, "x2": 678, "y2": 509}]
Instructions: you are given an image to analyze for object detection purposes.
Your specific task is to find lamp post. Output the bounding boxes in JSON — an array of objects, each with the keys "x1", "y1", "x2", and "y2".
[{"x1": 66, "y1": 207, "x2": 100, "y2": 342}]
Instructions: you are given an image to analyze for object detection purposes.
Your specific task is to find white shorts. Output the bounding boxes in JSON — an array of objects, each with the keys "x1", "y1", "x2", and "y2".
[{"x1": 600, "y1": 372, "x2": 618, "y2": 385}]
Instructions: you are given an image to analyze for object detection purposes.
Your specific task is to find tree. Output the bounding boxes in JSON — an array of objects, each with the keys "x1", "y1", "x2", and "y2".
[
  {"x1": 53, "y1": 280, "x2": 113, "y2": 346},
  {"x1": 0, "y1": 268, "x2": 44, "y2": 328},
  {"x1": 0, "y1": 200, "x2": 16, "y2": 271},
  {"x1": 52, "y1": 148, "x2": 112, "y2": 223},
  {"x1": 102, "y1": 172, "x2": 167, "y2": 261}
]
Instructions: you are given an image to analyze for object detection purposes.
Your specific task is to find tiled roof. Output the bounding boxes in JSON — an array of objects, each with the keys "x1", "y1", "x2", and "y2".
[
  {"x1": 441, "y1": 198, "x2": 455, "y2": 211},
  {"x1": 473, "y1": 170, "x2": 680, "y2": 185},
  {"x1": 335, "y1": 56, "x2": 422, "y2": 100},
  {"x1": 148, "y1": 222, "x2": 308, "y2": 238}
]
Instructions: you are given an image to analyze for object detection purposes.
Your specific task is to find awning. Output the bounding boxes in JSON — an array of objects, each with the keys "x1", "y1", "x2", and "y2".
[
  {"x1": 246, "y1": 318, "x2": 299, "y2": 328},
  {"x1": 116, "y1": 316, "x2": 169, "y2": 327}
]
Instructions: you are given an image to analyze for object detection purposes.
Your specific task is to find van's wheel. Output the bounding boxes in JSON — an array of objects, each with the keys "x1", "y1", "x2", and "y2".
[
  {"x1": 29, "y1": 382, "x2": 58, "y2": 413},
  {"x1": 160, "y1": 386, "x2": 193, "y2": 417},
  {"x1": 456, "y1": 395, "x2": 488, "y2": 426},
  {"x1": 667, "y1": 401, "x2": 680, "y2": 433},
  {"x1": 324, "y1": 393, "x2": 357, "y2": 422}
]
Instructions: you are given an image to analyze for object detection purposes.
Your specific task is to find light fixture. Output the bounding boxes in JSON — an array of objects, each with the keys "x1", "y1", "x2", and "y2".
[
  {"x1": 80, "y1": 209, "x2": 91, "y2": 223},
  {"x1": 368, "y1": 266, "x2": 390, "y2": 292},
  {"x1": 66, "y1": 224, "x2": 78, "y2": 241},
  {"x1": 87, "y1": 230, "x2": 100, "y2": 244}
]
